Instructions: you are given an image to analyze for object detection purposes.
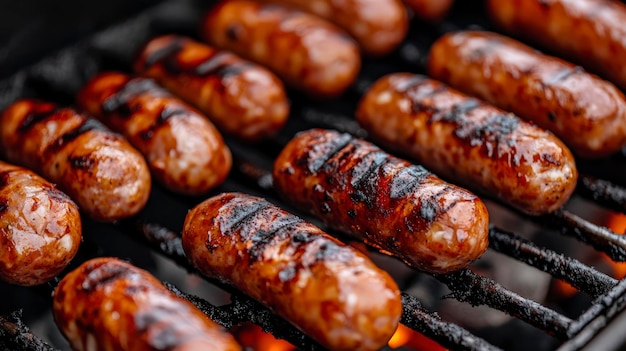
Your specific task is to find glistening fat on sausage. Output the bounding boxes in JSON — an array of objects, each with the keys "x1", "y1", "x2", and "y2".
[
  {"x1": 201, "y1": 0, "x2": 361, "y2": 98},
  {"x1": 78, "y1": 71, "x2": 232, "y2": 195},
  {"x1": 182, "y1": 192, "x2": 402, "y2": 351},
  {"x1": 272, "y1": 128, "x2": 490, "y2": 273},
  {"x1": 134, "y1": 35, "x2": 289, "y2": 141},
  {"x1": 53, "y1": 257, "x2": 242, "y2": 351},
  {"x1": 0, "y1": 161, "x2": 81, "y2": 286},
  {"x1": 356, "y1": 73, "x2": 578, "y2": 215},
  {"x1": 252, "y1": 0, "x2": 408, "y2": 56},
  {"x1": 428, "y1": 30, "x2": 626, "y2": 158},
  {"x1": 487, "y1": 0, "x2": 626, "y2": 91},
  {"x1": 0, "y1": 99, "x2": 151, "y2": 221}
]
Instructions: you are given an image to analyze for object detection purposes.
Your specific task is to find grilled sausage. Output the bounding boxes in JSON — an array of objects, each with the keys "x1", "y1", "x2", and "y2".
[
  {"x1": 182, "y1": 192, "x2": 402, "y2": 351},
  {"x1": 134, "y1": 35, "x2": 289, "y2": 141},
  {"x1": 403, "y1": 0, "x2": 454, "y2": 22},
  {"x1": 78, "y1": 72, "x2": 232, "y2": 195},
  {"x1": 0, "y1": 100, "x2": 151, "y2": 221},
  {"x1": 253, "y1": 0, "x2": 408, "y2": 56},
  {"x1": 201, "y1": 0, "x2": 361, "y2": 98},
  {"x1": 0, "y1": 161, "x2": 81, "y2": 286},
  {"x1": 428, "y1": 31, "x2": 626, "y2": 158},
  {"x1": 272, "y1": 128, "x2": 490, "y2": 273},
  {"x1": 53, "y1": 257, "x2": 241, "y2": 351},
  {"x1": 487, "y1": 0, "x2": 626, "y2": 91},
  {"x1": 356, "y1": 73, "x2": 578, "y2": 215}
]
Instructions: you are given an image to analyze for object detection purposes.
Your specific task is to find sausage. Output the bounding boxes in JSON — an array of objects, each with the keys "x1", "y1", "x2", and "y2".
[
  {"x1": 77, "y1": 71, "x2": 232, "y2": 195},
  {"x1": 134, "y1": 35, "x2": 289, "y2": 141},
  {"x1": 355, "y1": 73, "x2": 578, "y2": 215},
  {"x1": 428, "y1": 31, "x2": 626, "y2": 158},
  {"x1": 201, "y1": 0, "x2": 361, "y2": 98},
  {"x1": 272, "y1": 128, "x2": 490, "y2": 273},
  {"x1": 182, "y1": 192, "x2": 401, "y2": 351},
  {"x1": 487, "y1": 0, "x2": 626, "y2": 91},
  {"x1": 53, "y1": 257, "x2": 241, "y2": 351},
  {"x1": 252, "y1": 0, "x2": 408, "y2": 56},
  {"x1": 403, "y1": 0, "x2": 454, "y2": 22},
  {"x1": 0, "y1": 100, "x2": 151, "y2": 221},
  {"x1": 0, "y1": 161, "x2": 81, "y2": 286}
]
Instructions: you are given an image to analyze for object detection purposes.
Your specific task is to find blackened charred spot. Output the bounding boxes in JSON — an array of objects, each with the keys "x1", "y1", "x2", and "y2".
[
  {"x1": 68, "y1": 155, "x2": 96, "y2": 171},
  {"x1": 437, "y1": 99, "x2": 480, "y2": 123},
  {"x1": 51, "y1": 119, "x2": 109, "y2": 153},
  {"x1": 0, "y1": 198, "x2": 7, "y2": 214},
  {"x1": 542, "y1": 153, "x2": 561, "y2": 166},
  {"x1": 226, "y1": 25, "x2": 241, "y2": 41},
  {"x1": 408, "y1": 85, "x2": 446, "y2": 113},
  {"x1": 467, "y1": 37, "x2": 502, "y2": 61},
  {"x1": 315, "y1": 242, "x2": 341, "y2": 261},
  {"x1": 547, "y1": 111, "x2": 556, "y2": 122},
  {"x1": 390, "y1": 165, "x2": 430, "y2": 199},
  {"x1": 278, "y1": 266, "x2": 296, "y2": 282},
  {"x1": 143, "y1": 38, "x2": 185, "y2": 69},
  {"x1": 347, "y1": 209, "x2": 356, "y2": 219},
  {"x1": 419, "y1": 197, "x2": 440, "y2": 223},
  {"x1": 304, "y1": 132, "x2": 353, "y2": 173},
  {"x1": 0, "y1": 171, "x2": 11, "y2": 187},
  {"x1": 248, "y1": 229, "x2": 275, "y2": 263},
  {"x1": 102, "y1": 79, "x2": 163, "y2": 116},
  {"x1": 320, "y1": 203, "x2": 331, "y2": 213},
  {"x1": 158, "y1": 106, "x2": 187, "y2": 125},
  {"x1": 291, "y1": 231, "x2": 314, "y2": 245},
  {"x1": 392, "y1": 75, "x2": 427, "y2": 93},
  {"x1": 194, "y1": 52, "x2": 249, "y2": 78},
  {"x1": 218, "y1": 199, "x2": 270, "y2": 235},
  {"x1": 18, "y1": 107, "x2": 58, "y2": 133},
  {"x1": 349, "y1": 151, "x2": 388, "y2": 208},
  {"x1": 454, "y1": 113, "x2": 519, "y2": 151},
  {"x1": 81, "y1": 262, "x2": 134, "y2": 293}
]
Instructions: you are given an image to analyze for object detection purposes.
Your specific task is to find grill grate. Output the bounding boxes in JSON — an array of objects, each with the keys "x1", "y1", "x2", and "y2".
[{"x1": 3, "y1": 0, "x2": 626, "y2": 350}]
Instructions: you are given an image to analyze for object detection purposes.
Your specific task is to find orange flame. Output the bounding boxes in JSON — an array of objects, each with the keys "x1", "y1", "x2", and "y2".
[
  {"x1": 604, "y1": 213, "x2": 626, "y2": 279},
  {"x1": 231, "y1": 323, "x2": 295, "y2": 351},
  {"x1": 388, "y1": 324, "x2": 448, "y2": 351}
]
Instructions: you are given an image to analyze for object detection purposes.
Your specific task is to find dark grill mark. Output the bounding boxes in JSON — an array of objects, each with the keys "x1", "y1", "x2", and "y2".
[
  {"x1": 389, "y1": 165, "x2": 430, "y2": 199},
  {"x1": 419, "y1": 197, "x2": 441, "y2": 222},
  {"x1": 81, "y1": 263, "x2": 134, "y2": 293},
  {"x1": 194, "y1": 52, "x2": 249, "y2": 78},
  {"x1": 68, "y1": 155, "x2": 96, "y2": 170},
  {"x1": 314, "y1": 242, "x2": 341, "y2": 261},
  {"x1": 101, "y1": 78, "x2": 163, "y2": 116},
  {"x1": 0, "y1": 171, "x2": 11, "y2": 187},
  {"x1": 349, "y1": 151, "x2": 388, "y2": 207},
  {"x1": 248, "y1": 215, "x2": 304, "y2": 262},
  {"x1": 305, "y1": 132, "x2": 353, "y2": 173},
  {"x1": 437, "y1": 99, "x2": 481, "y2": 123},
  {"x1": 392, "y1": 75, "x2": 427, "y2": 93},
  {"x1": 543, "y1": 66, "x2": 584, "y2": 86},
  {"x1": 219, "y1": 199, "x2": 271, "y2": 235},
  {"x1": 467, "y1": 37, "x2": 502, "y2": 61},
  {"x1": 408, "y1": 85, "x2": 447, "y2": 113},
  {"x1": 51, "y1": 119, "x2": 109, "y2": 152},
  {"x1": 143, "y1": 38, "x2": 185, "y2": 68},
  {"x1": 18, "y1": 107, "x2": 58, "y2": 133},
  {"x1": 454, "y1": 113, "x2": 520, "y2": 149}
]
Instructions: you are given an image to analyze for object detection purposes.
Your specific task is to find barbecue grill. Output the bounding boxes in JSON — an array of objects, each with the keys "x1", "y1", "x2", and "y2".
[{"x1": 3, "y1": 0, "x2": 626, "y2": 350}]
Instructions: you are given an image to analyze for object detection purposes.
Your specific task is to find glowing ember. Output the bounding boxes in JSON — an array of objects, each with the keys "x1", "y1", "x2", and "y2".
[
  {"x1": 604, "y1": 213, "x2": 626, "y2": 279},
  {"x1": 387, "y1": 323, "x2": 447, "y2": 351},
  {"x1": 231, "y1": 323, "x2": 295, "y2": 351}
]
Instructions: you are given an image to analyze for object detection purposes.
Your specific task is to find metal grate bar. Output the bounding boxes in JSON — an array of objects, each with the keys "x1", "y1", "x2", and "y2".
[
  {"x1": 488, "y1": 227, "x2": 617, "y2": 298},
  {"x1": 577, "y1": 175, "x2": 626, "y2": 215},
  {"x1": 0, "y1": 311, "x2": 59, "y2": 351}
]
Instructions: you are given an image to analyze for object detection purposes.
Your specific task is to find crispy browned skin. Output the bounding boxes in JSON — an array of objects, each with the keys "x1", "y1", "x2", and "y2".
[
  {"x1": 182, "y1": 192, "x2": 402, "y2": 351},
  {"x1": 356, "y1": 74, "x2": 578, "y2": 215},
  {"x1": 134, "y1": 35, "x2": 289, "y2": 141},
  {"x1": 428, "y1": 31, "x2": 626, "y2": 158},
  {"x1": 403, "y1": 0, "x2": 454, "y2": 21},
  {"x1": 202, "y1": 0, "x2": 361, "y2": 98},
  {"x1": 272, "y1": 129, "x2": 490, "y2": 273},
  {"x1": 53, "y1": 257, "x2": 241, "y2": 351},
  {"x1": 0, "y1": 100, "x2": 151, "y2": 221},
  {"x1": 0, "y1": 161, "x2": 81, "y2": 286},
  {"x1": 78, "y1": 72, "x2": 232, "y2": 195},
  {"x1": 487, "y1": 0, "x2": 626, "y2": 91},
  {"x1": 254, "y1": 0, "x2": 408, "y2": 56}
]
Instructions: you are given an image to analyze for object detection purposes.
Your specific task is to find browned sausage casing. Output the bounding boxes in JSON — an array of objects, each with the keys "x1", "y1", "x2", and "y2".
[
  {"x1": 428, "y1": 31, "x2": 626, "y2": 158},
  {"x1": 356, "y1": 73, "x2": 578, "y2": 215},
  {"x1": 78, "y1": 71, "x2": 232, "y2": 195},
  {"x1": 53, "y1": 257, "x2": 241, "y2": 351},
  {"x1": 403, "y1": 0, "x2": 455, "y2": 22},
  {"x1": 272, "y1": 129, "x2": 490, "y2": 273},
  {"x1": 182, "y1": 192, "x2": 402, "y2": 351},
  {"x1": 0, "y1": 100, "x2": 151, "y2": 221},
  {"x1": 201, "y1": 0, "x2": 361, "y2": 98},
  {"x1": 0, "y1": 161, "x2": 81, "y2": 286},
  {"x1": 253, "y1": 0, "x2": 408, "y2": 56},
  {"x1": 134, "y1": 35, "x2": 289, "y2": 141},
  {"x1": 487, "y1": 0, "x2": 626, "y2": 91}
]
